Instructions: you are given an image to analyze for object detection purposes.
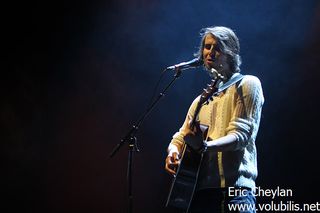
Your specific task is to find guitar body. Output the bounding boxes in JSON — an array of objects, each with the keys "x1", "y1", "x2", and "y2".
[{"x1": 166, "y1": 144, "x2": 203, "y2": 211}]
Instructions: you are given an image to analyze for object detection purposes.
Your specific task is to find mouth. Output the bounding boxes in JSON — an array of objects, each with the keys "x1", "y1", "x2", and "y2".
[{"x1": 206, "y1": 58, "x2": 215, "y2": 65}]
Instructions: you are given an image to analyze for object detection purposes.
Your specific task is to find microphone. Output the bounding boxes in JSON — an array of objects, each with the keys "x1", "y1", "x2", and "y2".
[{"x1": 166, "y1": 58, "x2": 203, "y2": 71}]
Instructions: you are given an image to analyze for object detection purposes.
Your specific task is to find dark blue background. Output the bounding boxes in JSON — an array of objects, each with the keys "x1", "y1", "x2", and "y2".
[{"x1": 2, "y1": 0, "x2": 320, "y2": 212}]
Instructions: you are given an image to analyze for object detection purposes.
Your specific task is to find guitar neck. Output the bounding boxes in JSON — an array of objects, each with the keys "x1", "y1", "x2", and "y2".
[{"x1": 190, "y1": 102, "x2": 202, "y2": 129}]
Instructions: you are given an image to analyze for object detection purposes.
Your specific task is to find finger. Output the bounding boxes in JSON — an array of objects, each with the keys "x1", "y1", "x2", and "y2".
[
  {"x1": 168, "y1": 158, "x2": 179, "y2": 166},
  {"x1": 165, "y1": 156, "x2": 179, "y2": 174},
  {"x1": 172, "y1": 152, "x2": 179, "y2": 161},
  {"x1": 165, "y1": 163, "x2": 176, "y2": 175},
  {"x1": 170, "y1": 161, "x2": 180, "y2": 167},
  {"x1": 166, "y1": 156, "x2": 177, "y2": 165}
]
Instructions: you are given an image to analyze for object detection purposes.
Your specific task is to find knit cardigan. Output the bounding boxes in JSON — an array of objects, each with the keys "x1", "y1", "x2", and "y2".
[{"x1": 168, "y1": 74, "x2": 264, "y2": 190}]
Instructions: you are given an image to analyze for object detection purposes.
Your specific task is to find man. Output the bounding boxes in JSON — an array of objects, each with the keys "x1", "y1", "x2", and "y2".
[{"x1": 165, "y1": 26, "x2": 264, "y2": 212}]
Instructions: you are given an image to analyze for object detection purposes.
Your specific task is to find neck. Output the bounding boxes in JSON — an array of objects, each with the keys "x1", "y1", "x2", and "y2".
[{"x1": 219, "y1": 69, "x2": 234, "y2": 82}]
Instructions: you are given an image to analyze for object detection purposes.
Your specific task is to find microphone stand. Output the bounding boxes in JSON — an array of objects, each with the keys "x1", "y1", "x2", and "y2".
[{"x1": 110, "y1": 69, "x2": 183, "y2": 213}]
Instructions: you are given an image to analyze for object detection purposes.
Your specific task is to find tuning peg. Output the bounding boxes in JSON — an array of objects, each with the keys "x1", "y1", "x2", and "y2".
[
  {"x1": 207, "y1": 85, "x2": 213, "y2": 90},
  {"x1": 218, "y1": 73, "x2": 226, "y2": 80}
]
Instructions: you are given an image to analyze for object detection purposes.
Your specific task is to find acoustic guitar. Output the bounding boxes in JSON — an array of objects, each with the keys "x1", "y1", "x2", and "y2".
[{"x1": 166, "y1": 70, "x2": 224, "y2": 212}]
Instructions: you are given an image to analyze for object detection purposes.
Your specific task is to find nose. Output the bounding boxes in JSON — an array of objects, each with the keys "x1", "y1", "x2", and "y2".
[{"x1": 209, "y1": 47, "x2": 216, "y2": 58}]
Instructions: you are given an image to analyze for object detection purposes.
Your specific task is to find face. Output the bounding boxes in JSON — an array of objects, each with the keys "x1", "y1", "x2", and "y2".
[{"x1": 202, "y1": 34, "x2": 232, "y2": 79}]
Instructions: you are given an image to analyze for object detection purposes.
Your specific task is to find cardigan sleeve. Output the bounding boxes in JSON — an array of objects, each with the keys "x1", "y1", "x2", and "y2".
[
  {"x1": 167, "y1": 96, "x2": 200, "y2": 155},
  {"x1": 226, "y1": 75, "x2": 264, "y2": 149}
]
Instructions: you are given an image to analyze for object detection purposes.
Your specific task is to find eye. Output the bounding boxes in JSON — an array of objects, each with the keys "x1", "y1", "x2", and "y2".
[
  {"x1": 204, "y1": 44, "x2": 221, "y2": 53},
  {"x1": 204, "y1": 44, "x2": 212, "y2": 50}
]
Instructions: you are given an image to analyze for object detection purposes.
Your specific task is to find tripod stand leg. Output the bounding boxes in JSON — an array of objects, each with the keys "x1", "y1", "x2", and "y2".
[{"x1": 127, "y1": 137, "x2": 137, "y2": 213}]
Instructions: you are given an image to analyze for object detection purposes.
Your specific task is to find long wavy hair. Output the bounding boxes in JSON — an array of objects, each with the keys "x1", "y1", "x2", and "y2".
[{"x1": 194, "y1": 26, "x2": 242, "y2": 73}]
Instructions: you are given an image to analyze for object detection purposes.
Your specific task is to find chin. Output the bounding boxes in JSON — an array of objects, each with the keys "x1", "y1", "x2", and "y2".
[
  {"x1": 206, "y1": 65, "x2": 219, "y2": 72},
  {"x1": 204, "y1": 65, "x2": 210, "y2": 70},
  {"x1": 204, "y1": 63, "x2": 214, "y2": 70}
]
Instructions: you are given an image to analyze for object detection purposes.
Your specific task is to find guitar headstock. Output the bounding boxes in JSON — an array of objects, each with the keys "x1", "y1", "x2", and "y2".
[{"x1": 199, "y1": 69, "x2": 225, "y2": 105}]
